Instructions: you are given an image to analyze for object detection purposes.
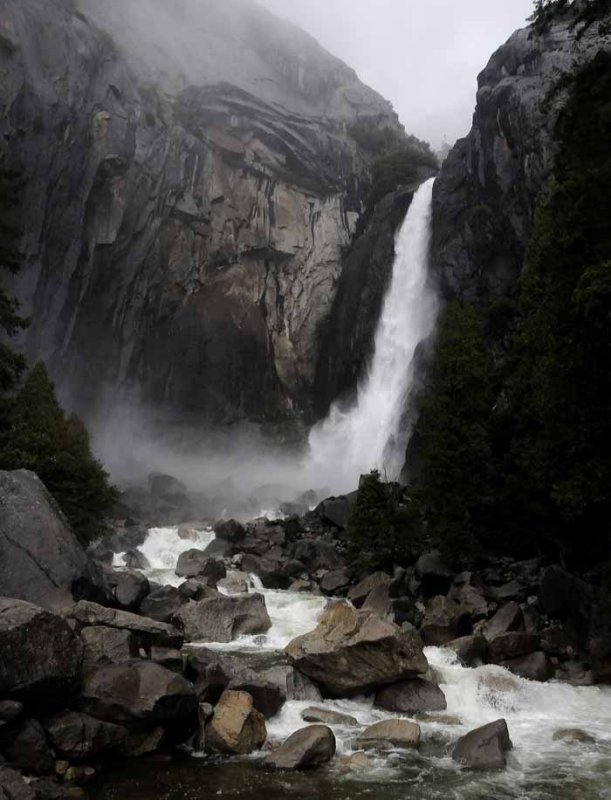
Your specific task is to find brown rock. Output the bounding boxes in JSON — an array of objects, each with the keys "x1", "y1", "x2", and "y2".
[
  {"x1": 205, "y1": 690, "x2": 266, "y2": 755},
  {"x1": 355, "y1": 719, "x2": 420, "y2": 751},
  {"x1": 266, "y1": 724, "x2": 336, "y2": 770}
]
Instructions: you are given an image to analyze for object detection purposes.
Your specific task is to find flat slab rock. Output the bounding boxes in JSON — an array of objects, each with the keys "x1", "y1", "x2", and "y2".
[
  {"x1": 301, "y1": 707, "x2": 358, "y2": 727},
  {"x1": 452, "y1": 719, "x2": 513, "y2": 770},
  {"x1": 70, "y1": 600, "x2": 182, "y2": 648},
  {"x1": 285, "y1": 603, "x2": 428, "y2": 697},
  {"x1": 355, "y1": 719, "x2": 421, "y2": 751}
]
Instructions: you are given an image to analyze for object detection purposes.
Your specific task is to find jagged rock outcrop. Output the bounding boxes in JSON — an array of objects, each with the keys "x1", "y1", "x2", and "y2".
[
  {"x1": 432, "y1": 9, "x2": 611, "y2": 304},
  {"x1": 0, "y1": 0, "x2": 412, "y2": 424}
]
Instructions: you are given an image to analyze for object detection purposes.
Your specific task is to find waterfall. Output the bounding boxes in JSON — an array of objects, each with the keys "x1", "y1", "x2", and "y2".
[{"x1": 306, "y1": 177, "x2": 438, "y2": 495}]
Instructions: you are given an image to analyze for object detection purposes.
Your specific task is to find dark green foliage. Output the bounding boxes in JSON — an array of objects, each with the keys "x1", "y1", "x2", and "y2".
[
  {"x1": 0, "y1": 160, "x2": 27, "y2": 396},
  {"x1": 347, "y1": 470, "x2": 422, "y2": 572},
  {"x1": 409, "y1": 52, "x2": 611, "y2": 570},
  {"x1": 530, "y1": 0, "x2": 609, "y2": 31},
  {"x1": 368, "y1": 145, "x2": 438, "y2": 209},
  {"x1": 410, "y1": 302, "x2": 496, "y2": 566},
  {"x1": 0, "y1": 363, "x2": 119, "y2": 545}
]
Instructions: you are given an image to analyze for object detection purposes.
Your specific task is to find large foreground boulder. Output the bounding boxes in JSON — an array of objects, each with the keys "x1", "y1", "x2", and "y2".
[
  {"x1": 285, "y1": 603, "x2": 427, "y2": 697},
  {"x1": 45, "y1": 712, "x2": 127, "y2": 762},
  {"x1": 375, "y1": 678, "x2": 447, "y2": 714},
  {"x1": 205, "y1": 690, "x2": 266, "y2": 755},
  {"x1": 174, "y1": 594, "x2": 271, "y2": 643},
  {"x1": 266, "y1": 724, "x2": 336, "y2": 770},
  {"x1": 0, "y1": 598, "x2": 82, "y2": 711},
  {"x1": 77, "y1": 661, "x2": 197, "y2": 729},
  {"x1": 452, "y1": 719, "x2": 513, "y2": 770},
  {"x1": 0, "y1": 470, "x2": 99, "y2": 611}
]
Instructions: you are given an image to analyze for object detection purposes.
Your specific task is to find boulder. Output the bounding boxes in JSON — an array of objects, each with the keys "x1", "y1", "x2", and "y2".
[
  {"x1": 362, "y1": 584, "x2": 394, "y2": 620},
  {"x1": 319, "y1": 569, "x2": 350, "y2": 595},
  {"x1": 500, "y1": 651, "x2": 551, "y2": 682},
  {"x1": 286, "y1": 541, "x2": 343, "y2": 572},
  {"x1": 266, "y1": 725, "x2": 336, "y2": 770},
  {"x1": 239, "y1": 555, "x2": 290, "y2": 590},
  {"x1": 355, "y1": 719, "x2": 420, "y2": 751},
  {"x1": 178, "y1": 580, "x2": 220, "y2": 602},
  {"x1": 447, "y1": 635, "x2": 487, "y2": 666},
  {"x1": 77, "y1": 662, "x2": 197, "y2": 729},
  {"x1": 313, "y1": 494, "x2": 357, "y2": 529},
  {"x1": 492, "y1": 580, "x2": 527, "y2": 603},
  {"x1": 415, "y1": 551, "x2": 455, "y2": 597},
  {"x1": 203, "y1": 538, "x2": 233, "y2": 559},
  {"x1": 0, "y1": 701, "x2": 23, "y2": 725},
  {"x1": 45, "y1": 712, "x2": 127, "y2": 762},
  {"x1": 348, "y1": 572, "x2": 393, "y2": 607},
  {"x1": 447, "y1": 573, "x2": 490, "y2": 620},
  {"x1": 175, "y1": 551, "x2": 226, "y2": 582},
  {"x1": 375, "y1": 678, "x2": 447, "y2": 714},
  {"x1": 481, "y1": 602, "x2": 524, "y2": 642},
  {"x1": 102, "y1": 569, "x2": 150, "y2": 611},
  {"x1": 301, "y1": 708, "x2": 358, "y2": 726},
  {"x1": 286, "y1": 603, "x2": 427, "y2": 697},
  {"x1": 452, "y1": 719, "x2": 513, "y2": 770},
  {"x1": 138, "y1": 586, "x2": 185, "y2": 623},
  {"x1": 174, "y1": 594, "x2": 271, "y2": 643},
  {"x1": 0, "y1": 470, "x2": 100, "y2": 611},
  {"x1": 259, "y1": 666, "x2": 322, "y2": 702},
  {"x1": 217, "y1": 570, "x2": 251, "y2": 595},
  {"x1": 1, "y1": 719, "x2": 54, "y2": 775},
  {"x1": 420, "y1": 596, "x2": 471, "y2": 646},
  {"x1": 488, "y1": 633, "x2": 540, "y2": 662},
  {"x1": 205, "y1": 690, "x2": 266, "y2": 755},
  {"x1": 0, "y1": 598, "x2": 82, "y2": 711},
  {"x1": 188, "y1": 651, "x2": 285, "y2": 717},
  {"x1": 70, "y1": 601, "x2": 182, "y2": 648},
  {"x1": 0, "y1": 767, "x2": 37, "y2": 800},
  {"x1": 81, "y1": 626, "x2": 133, "y2": 671},
  {"x1": 213, "y1": 519, "x2": 246, "y2": 543},
  {"x1": 150, "y1": 647, "x2": 183, "y2": 672},
  {"x1": 552, "y1": 728, "x2": 596, "y2": 744}
]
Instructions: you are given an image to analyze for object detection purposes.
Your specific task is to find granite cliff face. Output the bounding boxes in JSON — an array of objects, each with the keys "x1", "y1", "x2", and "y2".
[
  {"x1": 432, "y1": 9, "x2": 611, "y2": 305},
  {"x1": 0, "y1": 0, "x2": 410, "y2": 424}
]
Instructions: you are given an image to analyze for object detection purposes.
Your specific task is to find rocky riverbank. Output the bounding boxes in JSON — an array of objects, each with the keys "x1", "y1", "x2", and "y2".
[{"x1": 1, "y1": 468, "x2": 610, "y2": 798}]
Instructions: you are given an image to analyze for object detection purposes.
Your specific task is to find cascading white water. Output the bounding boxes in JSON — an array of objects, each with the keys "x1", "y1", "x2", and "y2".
[{"x1": 306, "y1": 177, "x2": 438, "y2": 495}]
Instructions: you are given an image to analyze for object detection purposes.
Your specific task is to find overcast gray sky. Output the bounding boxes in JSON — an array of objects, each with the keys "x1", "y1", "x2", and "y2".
[{"x1": 258, "y1": 0, "x2": 534, "y2": 147}]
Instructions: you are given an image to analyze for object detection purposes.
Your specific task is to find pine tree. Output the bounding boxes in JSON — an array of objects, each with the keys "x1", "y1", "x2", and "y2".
[{"x1": 0, "y1": 363, "x2": 118, "y2": 544}]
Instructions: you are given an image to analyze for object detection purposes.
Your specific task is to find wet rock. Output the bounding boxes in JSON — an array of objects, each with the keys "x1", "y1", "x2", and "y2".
[
  {"x1": 552, "y1": 728, "x2": 596, "y2": 744},
  {"x1": 178, "y1": 580, "x2": 220, "y2": 602},
  {"x1": 266, "y1": 724, "x2": 336, "y2": 770},
  {"x1": 481, "y1": 602, "x2": 524, "y2": 641},
  {"x1": 45, "y1": 712, "x2": 127, "y2": 762},
  {"x1": 188, "y1": 650, "x2": 285, "y2": 717},
  {"x1": 70, "y1": 600, "x2": 183, "y2": 648},
  {"x1": 205, "y1": 690, "x2": 266, "y2": 755},
  {"x1": 0, "y1": 470, "x2": 102, "y2": 612},
  {"x1": 213, "y1": 519, "x2": 246, "y2": 543},
  {"x1": 175, "y1": 551, "x2": 226, "y2": 583},
  {"x1": 174, "y1": 594, "x2": 271, "y2": 643},
  {"x1": 239, "y1": 555, "x2": 291, "y2": 590},
  {"x1": 452, "y1": 719, "x2": 513, "y2": 770},
  {"x1": 420, "y1": 595, "x2": 471, "y2": 646},
  {"x1": 362, "y1": 584, "x2": 395, "y2": 620},
  {"x1": 355, "y1": 719, "x2": 421, "y2": 751},
  {"x1": 217, "y1": 570, "x2": 251, "y2": 595},
  {"x1": 285, "y1": 603, "x2": 428, "y2": 697},
  {"x1": 301, "y1": 708, "x2": 358, "y2": 726},
  {"x1": 150, "y1": 647, "x2": 184, "y2": 673},
  {"x1": 347, "y1": 572, "x2": 393, "y2": 608},
  {"x1": 77, "y1": 661, "x2": 197, "y2": 729},
  {"x1": 447, "y1": 635, "x2": 487, "y2": 666},
  {"x1": 0, "y1": 766, "x2": 37, "y2": 799},
  {"x1": 0, "y1": 598, "x2": 82, "y2": 712},
  {"x1": 335, "y1": 751, "x2": 371, "y2": 773},
  {"x1": 375, "y1": 678, "x2": 447, "y2": 714},
  {"x1": 1, "y1": 719, "x2": 54, "y2": 775},
  {"x1": 260, "y1": 666, "x2": 322, "y2": 703},
  {"x1": 417, "y1": 713, "x2": 462, "y2": 726},
  {"x1": 488, "y1": 633, "x2": 540, "y2": 662},
  {"x1": 287, "y1": 541, "x2": 343, "y2": 572},
  {"x1": 319, "y1": 569, "x2": 350, "y2": 596},
  {"x1": 500, "y1": 651, "x2": 551, "y2": 682},
  {"x1": 0, "y1": 701, "x2": 23, "y2": 725},
  {"x1": 313, "y1": 494, "x2": 357, "y2": 530},
  {"x1": 122, "y1": 550, "x2": 150, "y2": 571},
  {"x1": 203, "y1": 539, "x2": 233, "y2": 559},
  {"x1": 138, "y1": 586, "x2": 185, "y2": 623},
  {"x1": 102, "y1": 568, "x2": 150, "y2": 611},
  {"x1": 447, "y1": 573, "x2": 490, "y2": 620},
  {"x1": 415, "y1": 551, "x2": 455, "y2": 597},
  {"x1": 81, "y1": 626, "x2": 133, "y2": 671}
]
